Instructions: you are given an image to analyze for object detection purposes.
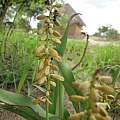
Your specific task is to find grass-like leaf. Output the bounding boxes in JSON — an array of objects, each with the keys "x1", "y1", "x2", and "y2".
[{"x1": 0, "y1": 89, "x2": 53, "y2": 119}]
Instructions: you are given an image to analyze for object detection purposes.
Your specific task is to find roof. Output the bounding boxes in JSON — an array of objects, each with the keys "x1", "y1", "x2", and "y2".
[{"x1": 61, "y1": 3, "x2": 86, "y2": 26}]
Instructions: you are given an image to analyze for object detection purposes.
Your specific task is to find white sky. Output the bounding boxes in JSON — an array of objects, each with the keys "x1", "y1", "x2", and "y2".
[{"x1": 65, "y1": 0, "x2": 120, "y2": 35}]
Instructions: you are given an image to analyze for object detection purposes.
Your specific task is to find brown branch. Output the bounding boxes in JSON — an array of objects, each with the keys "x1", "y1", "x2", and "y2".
[{"x1": 72, "y1": 34, "x2": 89, "y2": 71}]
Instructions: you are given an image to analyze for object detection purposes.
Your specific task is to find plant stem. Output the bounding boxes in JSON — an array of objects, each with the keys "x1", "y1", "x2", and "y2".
[
  {"x1": 46, "y1": 99, "x2": 49, "y2": 120},
  {"x1": 56, "y1": 81, "x2": 64, "y2": 119}
]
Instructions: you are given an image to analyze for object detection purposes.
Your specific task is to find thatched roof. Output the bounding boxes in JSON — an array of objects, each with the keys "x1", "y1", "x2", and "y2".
[{"x1": 61, "y1": 3, "x2": 86, "y2": 26}]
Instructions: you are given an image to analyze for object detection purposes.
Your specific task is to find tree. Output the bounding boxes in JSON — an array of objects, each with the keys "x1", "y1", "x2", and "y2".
[
  {"x1": 0, "y1": 0, "x2": 44, "y2": 26},
  {"x1": 95, "y1": 25, "x2": 119, "y2": 40}
]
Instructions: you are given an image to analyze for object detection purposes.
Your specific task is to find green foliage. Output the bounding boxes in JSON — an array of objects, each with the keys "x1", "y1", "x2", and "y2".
[
  {"x1": 0, "y1": 1, "x2": 120, "y2": 119},
  {"x1": 95, "y1": 25, "x2": 120, "y2": 40},
  {"x1": 0, "y1": 31, "x2": 37, "y2": 86},
  {"x1": 65, "y1": 39, "x2": 120, "y2": 79},
  {"x1": 0, "y1": 89, "x2": 53, "y2": 120}
]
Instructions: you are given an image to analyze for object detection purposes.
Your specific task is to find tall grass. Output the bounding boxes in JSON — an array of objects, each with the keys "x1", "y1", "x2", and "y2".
[
  {"x1": 65, "y1": 39, "x2": 120, "y2": 80},
  {"x1": 0, "y1": 33, "x2": 120, "y2": 88},
  {"x1": 0, "y1": 31, "x2": 38, "y2": 89}
]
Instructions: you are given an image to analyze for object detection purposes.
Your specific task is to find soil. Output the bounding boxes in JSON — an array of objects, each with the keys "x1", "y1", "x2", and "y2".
[{"x1": 0, "y1": 110, "x2": 25, "y2": 120}]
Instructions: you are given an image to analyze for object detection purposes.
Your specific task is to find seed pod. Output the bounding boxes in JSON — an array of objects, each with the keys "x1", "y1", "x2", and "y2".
[
  {"x1": 39, "y1": 58, "x2": 45, "y2": 70},
  {"x1": 99, "y1": 106, "x2": 108, "y2": 117},
  {"x1": 44, "y1": 58, "x2": 50, "y2": 66},
  {"x1": 45, "y1": 19, "x2": 51, "y2": 23},
  {"x1": 37, "y1": 29, "x2": 44, "y2": 35},
  {"x1": 41, "y1": 35, "x2": 47, "y2": 41},
  {"x1": 46, "y1": 91, "x2": 50, "y2": 96},
  {"x1": 52, "y1": 38, "x2": 61, "y2": 44},
  {"x1": 55, "y1": 55, "x2": 61, "y2": 62},
  {"x1": 90, "y1": 88, "x2": 98, "y2": 102},
  {"x1": 72, "y1": 81, "x2": 90, "y2": 95},
  {"x1": 35, "y1": 46, "x2": 44, "y2": 57},
  {"x1": 33, "y1": 97, "x2": 46, "y2": 104},
  {"x1": 37, "y1": 15, "x2": 46, "y2": 20},
  {"x1": 49, "y1": 23, "x2": 53, "y2": 28},
  {"x1": 48, "y1": 48, "x2": 58, "y2": 57},
  {"x1": 48, "y1": 48, "x2": 61, "y2": 62},
  {"x1": 97, "y1": 85, "x2": 114, "y2": 94},
  {"x1": 99, "y1": 76, "x2": 112, "y2": 84},
  {"x1": 48, "y1": 28, "x2": 53, "y2": 34},
  {"x1": 107, "y1": 95, "x2": 114, "y2": 100},
  {"x1": 69, "y1": 95, "x2": 86, "y2": 103},
  {"x1": 53, "y1": 30, "x2": 61, "y2": 37},
  {"x1": 45, "y1": 66, "x2": 50, "y2": 75},
  {"x1": 36, "y1": 71, "x2": 43, "y2": 81},
  {"x1": 116, "y1": 94, "x2": 120, "y2": 100},
  {"x1": 50, "y1": 64, "x2": 58, "y2": 71},
  {"x1": 96, "y1": 102, "x2": 110, "y2": 110},
  {"x1": 38, "y1": 76, "x2": 47, "y2": 85},
  {"x1": 89, "y1": 113, "x2": 96, "y2": 120},
  {"x1": 106, "y1": 116, "x2": 112, "y2": 120},
  {"x1": 94, "y1": 113, "x2": 106, "y2": 120},
  {"x1": 92, "y1": 107, "x2": 99, "y2": 115},
  {"x1": 54, "y1": 20, "x2": 61, "y2": 26},
  {"x1": 50, "y1": 81, "x2": 56, "y2": 87},
  {"x1": 53, "y1": 4, "x2": 62, "y2": 8},
  {"x1": 50, "y1": 74, "x2": 64, "y2": 81},
  {"x1": 68, "y1": 112, "x2": 85, "y2": 120}
]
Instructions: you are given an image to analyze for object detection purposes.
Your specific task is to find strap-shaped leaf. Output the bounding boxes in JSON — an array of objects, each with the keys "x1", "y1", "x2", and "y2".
[
  {"x1": 0, "y1": 89, "x2": 53, "y2": 119},
  {"x1": 56, "y1": 13, "x2": 81, "y2": 56},
  {"x1": 50, "y1": 14, "x2": 82, "y2": 115},
  {"x1": 58, "y1": 62, "x2": 79, "y2": 111},
  {"x1": 2, "y1": 105, "x2": 42, "y2": 120}
]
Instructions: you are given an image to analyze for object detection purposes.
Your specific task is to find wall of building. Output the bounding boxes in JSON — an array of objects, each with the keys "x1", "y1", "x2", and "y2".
[{"x1": 68, "y1": 23, "x2": 82, "y2": 39}]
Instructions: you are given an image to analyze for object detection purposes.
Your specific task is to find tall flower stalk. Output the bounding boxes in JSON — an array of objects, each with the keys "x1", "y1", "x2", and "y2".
[{"x1": 34, "y1": 0, "x2": 63, "y2": 120}]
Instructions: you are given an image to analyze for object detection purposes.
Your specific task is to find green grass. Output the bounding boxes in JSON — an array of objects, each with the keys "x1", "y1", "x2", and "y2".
[
  {"x1": 64, "y1": 39, "x2": 120, "y2": 80},
  {"x1": 0, "y1": 32, "x2": 120, "y2": 89},
  {"x1": 0, "y1": 31, "x2": 38, "y2": 88}
]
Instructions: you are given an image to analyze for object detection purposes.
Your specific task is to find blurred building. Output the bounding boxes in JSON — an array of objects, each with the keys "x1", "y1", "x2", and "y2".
[{"x1": 60, "y1": 3, "x2": 86, "y2": 39}]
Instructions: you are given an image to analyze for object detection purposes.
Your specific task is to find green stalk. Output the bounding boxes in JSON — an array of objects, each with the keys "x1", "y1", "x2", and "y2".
[
  {"x1": 46, "y1": 79, "x2": 50, "y2": 120},
  {"x1": 59, "y1": 82, "x2": 64, "y2": 119},
  {"x1": 46, "y1": 99, "x2": 49, "y2": 120},
  {"x1": 56, "y1": 81, "x2": 64, "y2": 119}
]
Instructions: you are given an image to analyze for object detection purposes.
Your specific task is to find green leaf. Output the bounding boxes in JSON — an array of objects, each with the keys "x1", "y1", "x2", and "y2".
[
  {"x1": 16, "y1": 66, "x2": 29, "y2": 93},
  {"x1": 56, "y1": 13, "x2": 81, "y2": 56},
  {"x1": 50, "y1": 13, "x2": 82, "y2": 115},
  {"x1": 58, "y1": 62, "x2": 79, "y2": 112},
  {"x1": 0, "y1": 89, "x2": 53, "y2": 119},
  {"x1": 55, "y1": 81, "x2": 64, "y2": 119},
  {"x1": 2, "y1": 105, "x2": 42, "y2": 120}
]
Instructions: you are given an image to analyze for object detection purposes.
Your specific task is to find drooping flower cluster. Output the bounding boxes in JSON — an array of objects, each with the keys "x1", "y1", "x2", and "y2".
[
  {"x1": 69, "y1": 70, "x2": 114, "y2": 120},
  {"x1": 34, "y1": 0, "x2": 63, "y2": 104}
]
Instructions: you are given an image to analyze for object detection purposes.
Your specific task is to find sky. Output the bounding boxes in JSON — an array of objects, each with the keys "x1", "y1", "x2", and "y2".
[{"x1": 65, "y1": 0, "x2": 120, "y2": 34}]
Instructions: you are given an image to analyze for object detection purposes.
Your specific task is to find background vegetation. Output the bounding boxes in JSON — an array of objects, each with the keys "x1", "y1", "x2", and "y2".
[{"x1": 0, "y1": 0, "x2": 120, "y2": 120}]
